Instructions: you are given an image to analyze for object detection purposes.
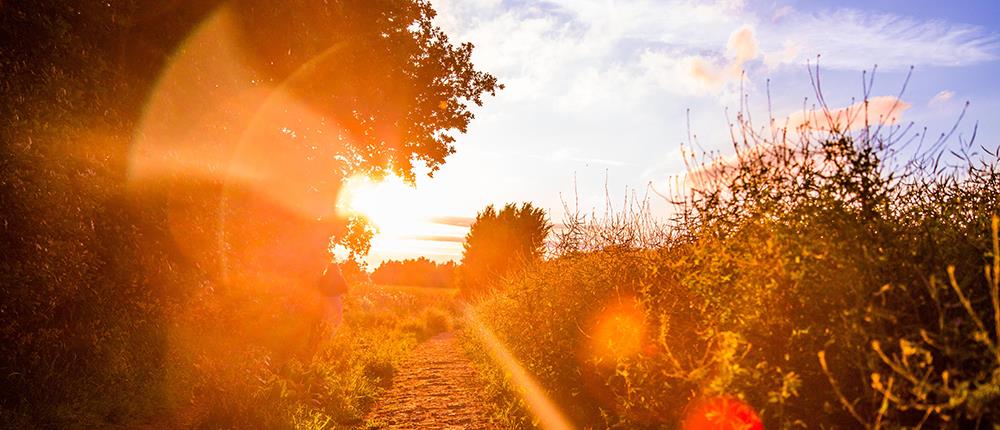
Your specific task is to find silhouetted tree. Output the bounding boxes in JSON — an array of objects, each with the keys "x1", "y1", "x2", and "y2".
[
  {"x1": 457, "y1": 203, "x2": 550, "y2": 296},
  {"x1": 336, "y1": 215, "x2": 375, "y2": 264}
]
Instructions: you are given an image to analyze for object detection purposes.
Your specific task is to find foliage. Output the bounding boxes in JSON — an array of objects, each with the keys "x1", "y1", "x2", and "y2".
[
  {"x1": 340, "y1": 259, "x2": 373, "y2": 287},
  {"x1": 371, "y1": 257, "x2": 457, "y2": 288},
  {"x1": 457, "y1": 203, "x2": 551, "y2": 297},
  {"x1": 175, "y1": 283, "x2": 457, "y2": 429},
  {"x1": 0, "y1": 1, "x2": 496, "y2": 426},
  {"x1": 335, "y1": 215, "x2": 377, "y2": 271},
  {"x1": 466, "y1": 70, "x2": 1000, "y2": 428},
  {"x1": 237, "y1": 0, "x2": 504, "y2": 181}
]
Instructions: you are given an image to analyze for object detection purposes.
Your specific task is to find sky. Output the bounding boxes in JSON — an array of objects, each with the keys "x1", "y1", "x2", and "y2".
[{"x1": 345, "y1": 0, "x2": 1000, "y2": 266}]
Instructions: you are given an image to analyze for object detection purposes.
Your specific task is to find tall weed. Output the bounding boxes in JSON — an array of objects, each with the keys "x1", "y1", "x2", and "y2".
[{"x1": 468, "y1": 69, "x2": 1000, "y2": 428}]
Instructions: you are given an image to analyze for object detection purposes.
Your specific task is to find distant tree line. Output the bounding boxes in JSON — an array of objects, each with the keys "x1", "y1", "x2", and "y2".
[{"x1": 371, "y1": 257, "x2": 456, "y2": 288}]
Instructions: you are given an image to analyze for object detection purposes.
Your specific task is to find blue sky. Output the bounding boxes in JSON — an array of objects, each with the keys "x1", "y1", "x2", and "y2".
[{"x1": 355, "y1": 0, "x2": 1000, "y2": 264}]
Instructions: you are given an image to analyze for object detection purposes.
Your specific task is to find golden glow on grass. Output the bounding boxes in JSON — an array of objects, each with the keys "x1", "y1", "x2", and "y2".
[{"x1": 466, "y1": 307, "x2": 574, "y2": 430}]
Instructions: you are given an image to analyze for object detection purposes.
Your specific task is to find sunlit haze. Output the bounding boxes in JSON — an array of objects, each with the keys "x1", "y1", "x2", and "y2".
[
  {"x1": 338, "y1": 174, "x2": 469, "y2": 265},
  {"x1": 6, "y1": 1, "x2": 1000, "y2": 428},
  {"x1": 352, "y1": 0, "x2": 1000, "y2": 264}
]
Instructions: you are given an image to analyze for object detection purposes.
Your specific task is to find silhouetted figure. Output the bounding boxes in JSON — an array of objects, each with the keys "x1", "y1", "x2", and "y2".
[{"x1": 318, "y1": 262, "x2": 348, "y2": 329}]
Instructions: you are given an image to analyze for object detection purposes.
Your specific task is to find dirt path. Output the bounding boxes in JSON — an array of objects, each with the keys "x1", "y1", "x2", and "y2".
[{"x1": 366, "y1": 331, "x2": 489, "y2": 429}]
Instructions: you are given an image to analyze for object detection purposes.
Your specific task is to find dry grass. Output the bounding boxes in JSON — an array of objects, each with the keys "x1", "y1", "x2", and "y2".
[{"x1": 466, "y1": 70, "x2": 1000, "y2": 428}]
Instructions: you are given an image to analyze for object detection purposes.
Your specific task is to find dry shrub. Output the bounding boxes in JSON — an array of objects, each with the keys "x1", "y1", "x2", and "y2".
[{"x1": 468, "y1": 68, "x2": 1000, "y2": 428}]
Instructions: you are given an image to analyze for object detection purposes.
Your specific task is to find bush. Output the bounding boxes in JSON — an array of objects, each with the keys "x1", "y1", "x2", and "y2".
[
  {"x1": 457, "y1": 203, "x2": 551, "y2": 297},
  {"x1": 467, "y1": 71, "x2": 1000, "y2": 428},
  {"x1": 176, "y1": 282, "x2": 461, "y2": 428}
]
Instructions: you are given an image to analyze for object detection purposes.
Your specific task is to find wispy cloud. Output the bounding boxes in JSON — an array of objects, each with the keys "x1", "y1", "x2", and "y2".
[
  {"x1": 667, "y1": 25, "x2": 760, "y2": 93},
  {"x1": 416, "y1": 235, "x2": 467, "y2": 243},
  {"x1": 432, "y1": 216, "x2": 475, "y2": 227},
  {"x1": 434, "y1": 0, "x2": 746, "y2": 102},
  {"x1": 759, "y1": 9, "x2": 1000, "y2": 70},
  {"x1": 929, "y1": 90, "x2": 955, "y2": 107},
  {"x1": 771, "y1": 5, "x2": 793, "y2": 23},
  {"x1": 435, "y1": 0, "x2": 1000, "y2": 102}
]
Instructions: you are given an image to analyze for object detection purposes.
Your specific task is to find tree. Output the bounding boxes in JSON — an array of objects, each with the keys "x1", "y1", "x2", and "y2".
[
  {"x1": 336, "y1": 215, "x2": 376, "y2": 265},
  {"x1": 333, "y1": 215, "x2": 376, "y2": 285},
  {"x1": 457, "y1": 203, "x2": 551, "y2": 296},
  {"x1": 0, "y1": 1, "x2": 498, "y2": 425},
  {"x1": 220, "y1": 0, "x2": 504, "y2": 182}
]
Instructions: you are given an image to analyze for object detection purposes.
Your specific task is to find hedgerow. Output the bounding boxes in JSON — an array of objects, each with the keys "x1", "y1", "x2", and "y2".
[{"x1": 468, "y1": 69, "x2": 1000, "y2": 428}]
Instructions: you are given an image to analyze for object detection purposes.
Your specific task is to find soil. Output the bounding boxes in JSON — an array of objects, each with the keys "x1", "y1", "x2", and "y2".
[{"x1": 366, "y1": 332, "x2": 490, "y2": 429}]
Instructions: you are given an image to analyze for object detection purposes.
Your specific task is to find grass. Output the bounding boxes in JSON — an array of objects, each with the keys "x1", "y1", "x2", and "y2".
[
  {"x1": 238, "y1": 283, "x2": 458, "y2": 429},
  {"x1": 464, "y1": 75, "x2": 1000, "y2": 428},
  {"x1": 83, "y1": 282, "x2": 460, "y2": 430}
]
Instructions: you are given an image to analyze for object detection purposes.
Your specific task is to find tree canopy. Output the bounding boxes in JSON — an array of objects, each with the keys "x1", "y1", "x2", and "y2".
[
  {"x1": 457, "y1": 203, "x2": 551, "y2": 296},
  {"x1": 224, "y1": 0, "x2": 503, "y2": 181},
  {"x1": 0, "y1": 1, "x2": 498, "y2": 425}
]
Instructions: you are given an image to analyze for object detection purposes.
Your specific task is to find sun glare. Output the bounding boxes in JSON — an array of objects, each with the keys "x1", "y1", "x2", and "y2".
[{"x1": 337, "y1": 174, "x2": 433, "y2": 236}]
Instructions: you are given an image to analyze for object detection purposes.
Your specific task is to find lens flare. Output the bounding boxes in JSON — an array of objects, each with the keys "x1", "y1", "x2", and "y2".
[
  {"x1": 682, "y1": 396, "x2": 764, "y2": 430},
  {"x1": 574, "y1": 295, "x2": 660, "y2": 422},
  {"x1": 130, "y1": 4, "x2": 349, "y2": 288},
  {"x1": 465, "y1": 307, "x2": 574, "y2": 430},
  {"x1": 127, "y1": 4, "x2": 358, "y2": 378},
  {"x1": 585, "y1": 296, "x2": 648, "y2": 363}
]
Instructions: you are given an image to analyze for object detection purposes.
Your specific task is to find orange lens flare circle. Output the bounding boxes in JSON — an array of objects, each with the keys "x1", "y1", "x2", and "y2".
[
  {"x1": 130, "y1": 5, "x2": 351, "y2": 289},
  {"x1": 584, "y1": 295, "x2": 648, "y2": 363},
  {"x1": 575, "y1": 295, "x2": 664, "y2": 423},
  {"x1": 682, "y1": 397, "x2": 764, "y2": 430}
]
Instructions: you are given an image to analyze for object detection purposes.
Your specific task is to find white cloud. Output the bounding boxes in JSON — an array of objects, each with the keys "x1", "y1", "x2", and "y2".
[
  {"x1": 639, "y1": 50, "x2": 704, "y2": 95},
  {"x1": 443, "y1": 1, "x2": 997, "y2": 76},
  {"x1": 929, "y1": 90, "x2": 955, "y2": 107},
  {"x1": 415, "y1": 0, "x2": 998, "y2": 238},
  {"x1": 771, "y1": 5, "x2": 793, "y2": 23},
  {"x1": 433, "y1": 0, "x2": 749, "y2": 103},
  {"x1": 727, "y1": 25, "x2": 759, "y2": 63},
  {"x1": 635, "y1": 24, "x2": 770, "y2": 99},
  {"x1": 433, "y1": 0, "x2": 999, "y2": 111},
  {"x1": 763, "y1": 41, "x2": 800, "y2": 70}
]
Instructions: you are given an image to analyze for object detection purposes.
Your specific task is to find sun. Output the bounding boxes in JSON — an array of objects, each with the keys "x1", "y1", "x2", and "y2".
[
  {"x1": 337, "y1": 174, "x2": 430, "y2": 236},
  {"x1": 335, "y1": 173, "x2": 468, "y2": 266}
]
